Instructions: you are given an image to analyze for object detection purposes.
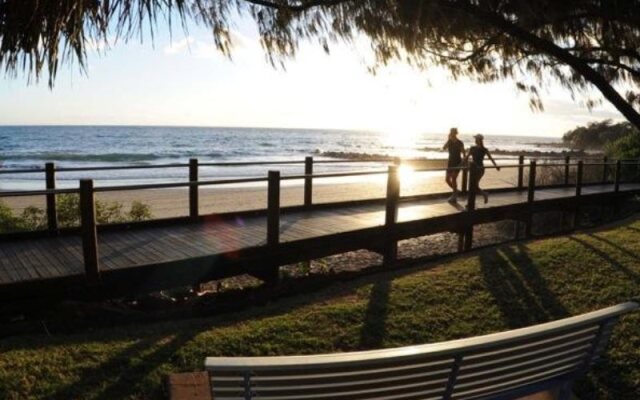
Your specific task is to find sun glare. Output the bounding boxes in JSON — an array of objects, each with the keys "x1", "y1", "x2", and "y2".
[
  {"x1": 381, "y1": 128, "x2": 421, "y2": 159},
  {"x1": 398, "y1": 164, "x2": 417, "y2": 186}
]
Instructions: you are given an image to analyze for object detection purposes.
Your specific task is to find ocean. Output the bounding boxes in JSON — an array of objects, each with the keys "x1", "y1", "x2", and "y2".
[{"x1": 0, "y1": 126, "x2": 565, "y2": 190}]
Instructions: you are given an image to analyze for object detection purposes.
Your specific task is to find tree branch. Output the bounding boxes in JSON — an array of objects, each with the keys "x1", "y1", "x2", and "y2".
[
  {"x1": 443, "y1": 0, "x2": 640, "y2": 128},
  {"x1": 581, "y1": 58, "x2": 640, "y2": 80},
  {"x1": 242, "y1": 0, "x2": 349, "y2": 12}
]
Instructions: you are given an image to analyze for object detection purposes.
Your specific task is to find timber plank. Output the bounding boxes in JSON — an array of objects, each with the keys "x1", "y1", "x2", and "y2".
[
  {"x1": 2, "y1": 242, "x2": 39, "y2": 281},
  {"x1": 2, "y1": 184, "x2": 640, "y2": 300},
  {"x1": 15, "y1": 238, "x2": 59, "y2": 279},
  {"x1": 32, "y1": 240, "x2": 79, "y2": 277},
  {"x1": 102, "y1": 230, "x2": 160, "y2": 267},
  {"x1": 0, "y1": 245, "x2": 20, "y2": 283}
]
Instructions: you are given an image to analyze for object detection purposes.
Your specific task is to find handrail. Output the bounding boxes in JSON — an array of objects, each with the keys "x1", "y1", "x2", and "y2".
[
  {"x1": 0, "y1": 168, "x2": 46, "y2": 174},
  {"x1": 199, "y1": 159, "x2": 395, "y2": 166},
  {"x1": 56, "y1": 163, "x2": 189, "y2": 172},
  {"x1": 2, "y1": 159, "x2": 637, "y2": 196},
  {"x1": 0, "y1": 158, "x2": 398, "y2": 175},
  {"x1": 280, "y1": 169, "x2": 389, "y2": 181},
  {"x1": 2, "y1": 155, "x2": 636, "y2": 175},
  {"x1": 94, "y1": 176, "x2": 270, "y2": 192},
  {"x1": 0, "y1": 188, "x2": 79, "y2": 197}
]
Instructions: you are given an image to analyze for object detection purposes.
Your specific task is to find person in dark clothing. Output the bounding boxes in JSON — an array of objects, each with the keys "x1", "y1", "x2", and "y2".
[
  {"x1": 465, "y1": 134, "x2": 500, "y2": 204},
  {"x1": 443, "y1": 128, "x2": 465, "y2": 202}
]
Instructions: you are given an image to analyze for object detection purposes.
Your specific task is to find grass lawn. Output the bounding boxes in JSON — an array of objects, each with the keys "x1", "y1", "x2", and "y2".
[{"x1": 1, "y1": 217, "x2": 640, "y2": 400}]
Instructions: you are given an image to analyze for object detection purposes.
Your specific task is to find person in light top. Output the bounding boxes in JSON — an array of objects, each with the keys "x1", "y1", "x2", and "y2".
[
  {"x1": 443, "y1": 128, "x2": 465, "y2": 203},
  {"x1": 465, "y1": 134, "x2": 500, "y2": 204}
]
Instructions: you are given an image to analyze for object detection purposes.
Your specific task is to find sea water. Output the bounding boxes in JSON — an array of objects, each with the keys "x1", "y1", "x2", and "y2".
[{"x1": 0, "y1": 126, "x2": 564, "y2": 190}]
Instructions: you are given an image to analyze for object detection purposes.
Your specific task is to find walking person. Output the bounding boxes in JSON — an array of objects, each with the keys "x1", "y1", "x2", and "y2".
[
  {"x1": 443, "y1": 128, "x2": 465, "y2": 203},
  {"x1": 465, "y1": 134, "x2": 500, "y2": 204}
]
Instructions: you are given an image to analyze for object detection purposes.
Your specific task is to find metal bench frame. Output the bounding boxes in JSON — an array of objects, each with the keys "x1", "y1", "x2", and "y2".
[{"x1": 205, "y1": 302, "x2": 638, "y2": 400}]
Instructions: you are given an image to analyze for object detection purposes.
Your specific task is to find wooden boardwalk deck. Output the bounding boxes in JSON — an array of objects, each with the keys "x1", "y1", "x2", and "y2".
[{"x1": 1, "y1": 183, "x2": 639, "y2": 299}]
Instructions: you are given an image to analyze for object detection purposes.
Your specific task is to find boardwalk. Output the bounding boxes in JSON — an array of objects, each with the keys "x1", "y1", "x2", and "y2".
[{"x1": 1, "y1": 182, "x2": 639, "y2": 300}]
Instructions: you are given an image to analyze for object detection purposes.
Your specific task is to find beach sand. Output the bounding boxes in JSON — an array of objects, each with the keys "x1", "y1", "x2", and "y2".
[{"x1": 2, "y1": 168, "x2": 520, "y2": 218}]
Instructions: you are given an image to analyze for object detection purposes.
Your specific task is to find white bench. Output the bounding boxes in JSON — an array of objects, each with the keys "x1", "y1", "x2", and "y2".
[{"x1": 203, "y1": 302, "x2": 637, "y2": 400}]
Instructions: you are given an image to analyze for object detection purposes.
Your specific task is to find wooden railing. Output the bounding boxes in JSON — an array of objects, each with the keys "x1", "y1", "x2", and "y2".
[{"x1": 2, "y1": 156, "x2": 640, "y2": 285}]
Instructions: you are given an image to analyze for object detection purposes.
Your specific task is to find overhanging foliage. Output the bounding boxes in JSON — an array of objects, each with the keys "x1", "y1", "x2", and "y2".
[{"x1": 2, "y1": 1, "x2": 640, "y2": 127}]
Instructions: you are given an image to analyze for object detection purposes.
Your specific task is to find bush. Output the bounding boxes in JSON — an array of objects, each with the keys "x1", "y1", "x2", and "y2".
[
  {"x1": 605, "y1": 132, "x2": 640, "y2": 160},
  {"x1": 57, "y1": 194, "x2": 81, "y2": 227},
  {"x1": 0, "y1": 202, "x2": 21, "y2": 233},
  {"x1": 19, "y1": 206, "x2": 47, "y2": 231},
  {"x1": 0, "y1": 195, "x2": 153, "y2": 233},
  {"x1": 129, "y1": 201, "x2": 152, "y2": 222},
  {"x1": 562, "y1": 119, "x2": 636, "y2": 150}
]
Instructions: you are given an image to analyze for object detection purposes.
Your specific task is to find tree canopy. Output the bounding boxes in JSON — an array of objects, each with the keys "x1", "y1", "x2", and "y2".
[
  {"x1": 2, "y1": 1, "x2": 640, "y2": 128},
  {"x1": 562, "y1": 119, "x2": 636, "y2": 150}
]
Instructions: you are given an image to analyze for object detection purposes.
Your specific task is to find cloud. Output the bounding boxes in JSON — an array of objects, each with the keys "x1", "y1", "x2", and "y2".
[
  {"x1": 545, "y1": 99, "x2": 624, "y2": 123},
  {"x1": 162, "y1": 37, "x2": 221, "y2": 59},
  {"x1": 86, "y1": 37, "x2": 112, "y2": 52},
  {"x1": 163, "y1": 37, "x2": 196, "y2": 55},
  {"x1": 228, "y1": 30, "x2": 250, "y2": 49},
  {"x1": 162, "y1": 30, "x2": 258, "y2": 60}
]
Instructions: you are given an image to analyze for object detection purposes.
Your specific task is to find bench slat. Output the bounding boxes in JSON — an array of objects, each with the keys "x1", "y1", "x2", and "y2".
[
  {"x1": 452, "y1": 363, "x2": 582, "y2": 399},
  {"x1": 456, "y1": 347, "x2": 589, "y2": 384}
]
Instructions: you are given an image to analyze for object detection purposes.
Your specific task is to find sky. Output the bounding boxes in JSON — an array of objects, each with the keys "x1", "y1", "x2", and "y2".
[{"x1": 0, "y1": 14, "x2": 626, "y2": 137}]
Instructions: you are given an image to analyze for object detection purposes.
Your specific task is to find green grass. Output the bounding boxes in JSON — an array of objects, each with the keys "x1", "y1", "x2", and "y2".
[{"x1": 2, "y1": 219, "x2": 640, "y2": 400}]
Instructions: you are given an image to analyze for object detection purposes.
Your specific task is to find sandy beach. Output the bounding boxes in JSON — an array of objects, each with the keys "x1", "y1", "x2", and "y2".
[{"x1": 2, "y1": 167, "x2": 519, "y2": 218}]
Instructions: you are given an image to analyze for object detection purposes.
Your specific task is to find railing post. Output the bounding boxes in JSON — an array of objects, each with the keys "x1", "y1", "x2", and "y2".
[
  {"x1": 525, "y1": 161, "x2": 537, "y2": 238},
  {"x1": 517, "y1": 155, "x2": 525, "y2": 189},
  {"x1": 466, "y1": 162, "x2": 478, "y2": 213},
  {"x1": 189, "y1": 158, "x2": 199, "y2": 222},
  {"x1": 614, "y1": 160, "x2": 622, "y2": 216},
  {"x1": 463, "y1": 162, "x2": 479, "y2": 251},
  {"x1": 573, "y1": 161, "x2": 584, "y2": 229},
  {"x1": 304, "y1": 156, "x2": 313, "y2": 208},
  {"x1": 461, "y1": 163, "x2": 469, "y2": 194},
  {"x1": 564, "y1": 155, "x2": 570, "y2": 186},
  {"x1": 602, "y1": 156, "x2": 609, "y2": 183},
  {"x1": 267, "y1": 171, "x2": 281, "y2": 246},
  {"x1": 253, "y1": 170, "x2": 282, "y2": 285},
  {"x1": 45, "y1": 162, "x2": 58, "y2": 234},
  {"x1": 80, "y1": 179, "x2": 100, "y2": 284},
  {"x1": 576, "y1": 161, "x2": 584, "y2": 197},
  {"x1": 614, "y1": 160, "x2": 621, "y2": 193},
  {"x1": 384, "y1": 165, "x2": 400, "y2": 267}
]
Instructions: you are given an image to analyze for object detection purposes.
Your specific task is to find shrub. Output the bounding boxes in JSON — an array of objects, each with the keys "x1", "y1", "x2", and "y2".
[
  {"x1": 605, "y1": 132, "x2": 640, "y2": 160},
  {"x1": 0, "y1": 195, "x2": 153, "y2": 233},
  {"x1": 19, "y1": 206, "x2": 47, "y2": 231},
  {"x1": 57, "y1": 194, "x2": 81, "y2": 227},
  {"x1": 0, "y1": 201, "x2": 21, "y2": 233},
  {"x1": 129, "y1": 201, "x2": 152, "y2": 222},
  {"x1": 526, "y1": 159, "x2": 609, "y2": 187},
  {"x1": 562, "y1": 119, "x2": 636, "y2": 150}
]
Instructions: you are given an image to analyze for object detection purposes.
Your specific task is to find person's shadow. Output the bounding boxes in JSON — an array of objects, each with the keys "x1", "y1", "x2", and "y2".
[{"x1": 478, "y1": 244, "x2": 569, "y2": 329}]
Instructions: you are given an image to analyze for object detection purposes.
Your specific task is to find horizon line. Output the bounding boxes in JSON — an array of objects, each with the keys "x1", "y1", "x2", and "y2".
[{"x1": 0, "y1": 124, "x2": 560, "y2": 138}]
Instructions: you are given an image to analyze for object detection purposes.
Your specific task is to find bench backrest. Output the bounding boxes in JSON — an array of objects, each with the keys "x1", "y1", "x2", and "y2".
[{"x1": 205, "y1": 302, "x2": 638, "y2": 400}]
